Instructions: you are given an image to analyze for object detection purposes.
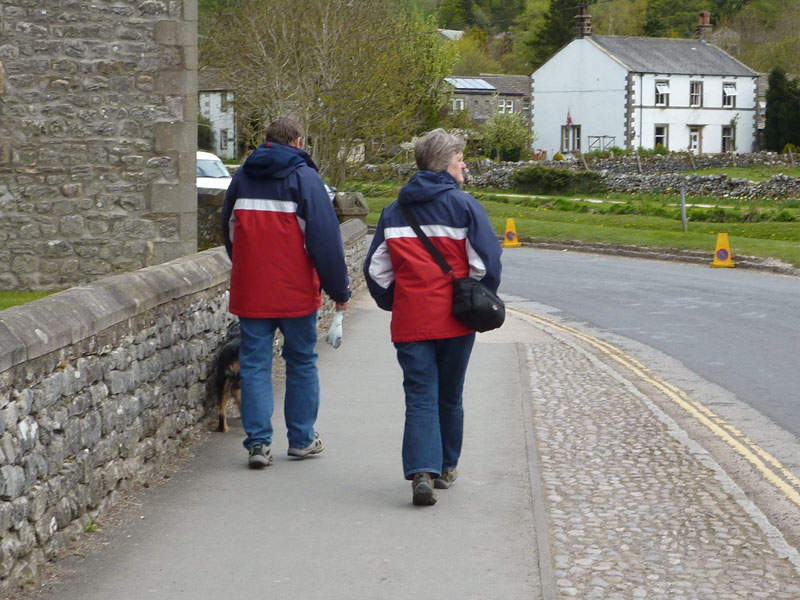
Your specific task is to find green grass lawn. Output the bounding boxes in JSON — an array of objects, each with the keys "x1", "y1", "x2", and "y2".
[
  {"x1": 687, "y1": 165, "x2": 800, "y2": 181},
  {"x1": 0, "y1": 290, "x2": 58, "y2": 311},
  {"x1": 346, "y1": 180, "x2": 800, "y2": 268}
]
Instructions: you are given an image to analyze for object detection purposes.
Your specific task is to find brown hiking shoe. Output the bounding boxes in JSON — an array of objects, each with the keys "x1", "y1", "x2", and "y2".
[
  {"x1": 434, "y1": 468, "x2": 458, "y2": 489},
  {"x1": 412, "y1": 473, "x2": 437, "y2": 506}
]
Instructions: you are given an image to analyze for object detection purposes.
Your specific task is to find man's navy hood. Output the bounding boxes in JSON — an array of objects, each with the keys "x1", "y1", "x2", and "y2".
[
  {"x1": 398, "y1": 170, "x2": 459, "y2": 206},
  {"x1": 242, "y1": 141, "x2": 319, "y2": 180}
]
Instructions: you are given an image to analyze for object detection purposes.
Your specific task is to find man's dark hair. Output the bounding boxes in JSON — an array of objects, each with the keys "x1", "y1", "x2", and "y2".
[{"x1": 265, "y1": 115, "x2": 305, "y2": 146}]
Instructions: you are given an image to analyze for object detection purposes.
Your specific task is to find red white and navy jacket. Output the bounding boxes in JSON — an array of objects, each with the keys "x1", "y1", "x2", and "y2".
[
  {"x1": 221, "y1": 142, "x2": 350, "y2": 318},
  {"x1": 364, "y1": 170, "x2": 502, "y2": 342}
]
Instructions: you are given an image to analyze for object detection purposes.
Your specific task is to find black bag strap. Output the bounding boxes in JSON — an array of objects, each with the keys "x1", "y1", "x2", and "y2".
[{"x1": 399, "y1": 204, "x2": 455, "y2": 279}]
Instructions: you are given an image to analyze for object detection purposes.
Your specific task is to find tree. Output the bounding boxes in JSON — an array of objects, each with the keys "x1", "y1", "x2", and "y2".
[
  {"x1": 523, "y1": 0, "x2": 582, "y2": 69},
  {"x1": 590, "y1": 0, "x2": 648, "y2": 36},
  {"x1": 644, "y1": 0, "x2": 708, "y2": 37},
  {"x1": 451, "y1": 26, "x2": 503, "y2": 75},
  {"x1": 764, "y1": 67, "x2": 800, "y2": 152},
  {"x1": 715, "y1": 0, "x2": 800, "y2": 74},
  {"x1": 438, "y1": 0, "x2": 469, "y2": 29},
  {"x1": 202, "y1": 0, "x2": 455, "y2": 184},
  {"x1": 482, "y1": 111, "x2": 532, "y2": 161}
]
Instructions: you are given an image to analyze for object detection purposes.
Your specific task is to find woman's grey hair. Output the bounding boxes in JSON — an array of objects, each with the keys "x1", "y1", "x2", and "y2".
[{"x1": 414, "y1": 128, "x2": 465, "y2": 172}]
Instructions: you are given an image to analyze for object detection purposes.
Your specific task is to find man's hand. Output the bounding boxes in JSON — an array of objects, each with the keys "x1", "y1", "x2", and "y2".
[{"x1": 335, "y1": 300, "x2": 350, "y2": 311}]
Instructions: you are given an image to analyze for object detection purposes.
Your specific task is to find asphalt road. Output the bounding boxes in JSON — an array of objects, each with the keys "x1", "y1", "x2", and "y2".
[{"x1": 499, "y1": 247, "x2": 800, "y2": 440}]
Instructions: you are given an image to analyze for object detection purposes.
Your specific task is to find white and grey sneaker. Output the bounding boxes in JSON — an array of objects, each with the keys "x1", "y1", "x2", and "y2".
[
  {"x1": 248, "y1": 444, "x2": 273, "y2": 469},
  {"x1": 287, "y1": 433, "x2": 324, "y2": 459}
]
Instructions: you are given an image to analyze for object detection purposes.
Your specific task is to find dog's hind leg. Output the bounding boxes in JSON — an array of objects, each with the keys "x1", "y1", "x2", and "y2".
[{"x1": 217, "y1": 383, "x2": 231, "y2": 432}]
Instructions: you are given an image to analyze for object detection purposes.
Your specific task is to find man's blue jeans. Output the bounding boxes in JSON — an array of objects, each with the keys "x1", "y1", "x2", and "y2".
[
  {"x1": 394, "y1": 333, "x2": 476, "y2": 480},
  {"x1": 239, "y1": 312, "x2": 319, "y2": 450}
]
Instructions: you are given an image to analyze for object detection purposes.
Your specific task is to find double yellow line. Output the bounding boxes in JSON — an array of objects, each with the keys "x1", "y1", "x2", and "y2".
[{"x1": 509, "y1": 306, "x2": 800, "y2": 509}]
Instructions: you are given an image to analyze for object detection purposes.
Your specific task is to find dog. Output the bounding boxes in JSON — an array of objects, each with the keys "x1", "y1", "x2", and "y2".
[{"x1": 212, "y1": 320, "x2": 241, "y2": 432}]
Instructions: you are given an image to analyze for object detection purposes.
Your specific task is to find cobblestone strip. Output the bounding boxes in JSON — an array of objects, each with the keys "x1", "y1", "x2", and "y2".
[{"x1": 525, "y1": 333, "x2": 800, "y2": 599}]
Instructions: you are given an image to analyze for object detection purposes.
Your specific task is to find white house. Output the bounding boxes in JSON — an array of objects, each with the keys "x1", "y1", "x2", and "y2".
[
  {"x1": 198, "y1": 69, "x2": 236, "y2": 159},
  {"x1": 531, "y1": 11, "x2": 759, "y2": 158}
]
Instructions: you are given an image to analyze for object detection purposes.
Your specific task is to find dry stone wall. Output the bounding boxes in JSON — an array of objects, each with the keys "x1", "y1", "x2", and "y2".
[
  {"x1": 0, "y1": 0, "x2": 198, "y2": 291},
  {"x1": 359, "y1": 152, "x2": 800, "y2": 200},
  {"x1": 0, "y1": 220, "x2": 367, "y2": 595}
]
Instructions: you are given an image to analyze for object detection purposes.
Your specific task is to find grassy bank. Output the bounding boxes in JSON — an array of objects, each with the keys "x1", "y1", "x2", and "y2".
[
  {"x1": 0, "y1": 290, "x2": 57, "y2": 311},
  {"x1": 345, "y1": 180, "x2": 800, "y2": 268}
]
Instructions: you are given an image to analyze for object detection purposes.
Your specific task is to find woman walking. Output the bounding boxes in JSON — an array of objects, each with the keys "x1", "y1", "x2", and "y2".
[{"x1": 363, "y1": 129, "x2": 502, "y2": 506}]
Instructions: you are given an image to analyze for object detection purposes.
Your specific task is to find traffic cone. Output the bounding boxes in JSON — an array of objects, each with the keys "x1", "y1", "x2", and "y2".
[
  {"x1": 502, "y1": 218, "x2": 522, "y2": 248},
  {"x1": 710, "y1": 232, "x2": 735, "y2": 268}
]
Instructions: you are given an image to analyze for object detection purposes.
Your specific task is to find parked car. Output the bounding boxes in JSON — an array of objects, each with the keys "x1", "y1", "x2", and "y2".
[
  {"x1": 197, "y1": 151, "x2": 232, "y2": 191},
  {"x1": 197, "y1": 150, "x2": 336, "y2": 202},
  {"x1": 325, "y1": 183, "x2": 336, "y2": 202}
]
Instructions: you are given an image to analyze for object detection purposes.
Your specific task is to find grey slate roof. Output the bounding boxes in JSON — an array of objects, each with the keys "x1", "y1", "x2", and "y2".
[
  {"x1": 198, "y1": 69, "x2": 233, "y2": 91},
  {"x1": 478, "y1": 74, "x2": 531, "y2": 97},
  {"x1": 589, "y1": 35, "x2": 758, "y2": 77}
]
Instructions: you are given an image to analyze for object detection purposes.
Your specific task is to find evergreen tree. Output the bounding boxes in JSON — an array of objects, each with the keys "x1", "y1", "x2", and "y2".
[
  {"x1": 438, "y1": 0, "x2": 468, "y2": 28},
  {"x1": 765, "y1": 67, "x2": 800, "y2": 151},
  {"x1": 524, "y1": 0, "x2": 580, "y2": 69},
  {"x1": 644, "y1": 0, "x2": 707, "y2": 37}
]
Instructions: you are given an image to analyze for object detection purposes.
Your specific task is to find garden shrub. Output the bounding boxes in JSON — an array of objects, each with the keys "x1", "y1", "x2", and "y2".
[{"x1": 511, "y1": 165, "x2": 606, "y2": 195}]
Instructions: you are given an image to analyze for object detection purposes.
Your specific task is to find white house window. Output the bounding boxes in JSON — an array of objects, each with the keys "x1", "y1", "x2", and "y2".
[
  {"x1": 690, "y1": 81, "x2": 703, "y2": 107},
  {"x1": 722, "y1": 125, "x2": 735, "y2": 152},
  {"x1": 655, "y1": 81, "x2": 670, "y2": 106},
  {"x1": 452, "y1": 98, "x2": 465, "y2": 112},
  {"x1": 220, "y1": 129, "x2": 229, "y2": 150},
  {"x1": 561, "y1": 125, "x2": 581, "y2": 153},
  {"x1": 221, "y1": 93, "x2": 230, "y2": 112},
  {"x1": 723, "y1": 84, "x2": 737, "y2": 108},
  {"x1": 498, "y1": 99, "x2": 514, "y2": 113},
  {"x1": 654, "y1": 125, "x2": 669, "y2": 149}
]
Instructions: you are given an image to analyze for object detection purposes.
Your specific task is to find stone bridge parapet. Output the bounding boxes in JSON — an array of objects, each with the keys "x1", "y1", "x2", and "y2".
[{"x1": 0, "y1": 220, "x2": 366, "y2": 594}]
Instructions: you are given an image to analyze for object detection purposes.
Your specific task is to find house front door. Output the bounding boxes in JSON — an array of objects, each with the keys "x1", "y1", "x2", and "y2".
[{"x1": 689, "y1": 127, "x2": 702, "y2": 155}]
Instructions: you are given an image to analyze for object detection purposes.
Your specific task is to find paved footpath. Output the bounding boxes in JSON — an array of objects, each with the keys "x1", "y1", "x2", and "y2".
[
  {"x1": 15, "y1": 295, "x2": 800, "y2": 599},
  {"x1": 18, "y1": 296, "x2": 544, "y2": 600}
]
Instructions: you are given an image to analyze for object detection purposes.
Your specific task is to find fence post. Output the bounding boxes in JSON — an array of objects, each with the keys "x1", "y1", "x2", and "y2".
[{"x1": 680, "y1": 185, "x2": 687, "y2": 233}]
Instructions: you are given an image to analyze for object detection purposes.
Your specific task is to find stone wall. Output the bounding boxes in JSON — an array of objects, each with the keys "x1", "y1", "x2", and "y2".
[
  {"x1": 0, "y1": 0, "x2": 199, "y2": 291},
  {"x1": 358, "y1": 152, "x2": 800, "y2": 200},
  {"x1": 0, "y1": 220, "x2": 367, "y2": 595},
  {"x1": 464, "y1": 153, "x2": 800, "y2": 200}
]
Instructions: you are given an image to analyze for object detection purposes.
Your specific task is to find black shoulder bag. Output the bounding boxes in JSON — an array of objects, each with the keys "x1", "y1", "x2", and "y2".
[{"x1": 399, "y1": 204, "x2": 505, "y2": 333}]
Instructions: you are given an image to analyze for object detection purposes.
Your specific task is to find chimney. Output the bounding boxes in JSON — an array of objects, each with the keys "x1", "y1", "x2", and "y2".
[
  {"x1": 695, "y1": 11, "x2": 712, "y2": 40},
  {"x1": 575, "y1": 3, "x2": 592, "y2": 39}
]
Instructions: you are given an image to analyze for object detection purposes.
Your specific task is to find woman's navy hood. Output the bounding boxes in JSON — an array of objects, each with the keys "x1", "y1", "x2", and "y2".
[
  {"x1": 242, "y1": 141, "x2": 319, "y2": 179},
  {"x1": 398, "y1": 170, "x2": 459, "y2": 206}
]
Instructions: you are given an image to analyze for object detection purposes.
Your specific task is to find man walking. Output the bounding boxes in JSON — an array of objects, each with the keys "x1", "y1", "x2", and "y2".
[{"x1": 221, "y1": 115, "x2": 350, "y2": 469}]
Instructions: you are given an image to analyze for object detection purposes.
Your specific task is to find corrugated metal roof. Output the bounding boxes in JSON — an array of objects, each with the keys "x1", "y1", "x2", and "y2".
[
  {"x1": 445, "y1": 77, "x2": 496, "y2": 91},
  {"x1": 589, "y1": 35, "x2": 758, "y2": 77}
]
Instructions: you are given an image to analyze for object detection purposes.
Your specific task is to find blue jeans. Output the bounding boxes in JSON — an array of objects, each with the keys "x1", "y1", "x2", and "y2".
[
  {"x1": 394, "y1": 334, "x2": 476, "y2": 480},
  {"x1": 239, "y1": 312, "x2": 319, "y2": 450}
]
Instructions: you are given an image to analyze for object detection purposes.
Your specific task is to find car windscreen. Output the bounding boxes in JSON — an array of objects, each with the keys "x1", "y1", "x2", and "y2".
[{"x1": 197, "y1": 159, "x2": 230, "y2": 178}]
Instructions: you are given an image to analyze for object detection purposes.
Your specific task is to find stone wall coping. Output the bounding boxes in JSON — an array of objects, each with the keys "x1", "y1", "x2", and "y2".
[
  {"x1": 0, "y1": 220, "x2": 366, "y2": 372},
  {"x1": 340, "y1": 218, "x2": 368, "y2": 245},
  {"x1": 0, "y1": 248, "x2": 231, "y2": 370}
]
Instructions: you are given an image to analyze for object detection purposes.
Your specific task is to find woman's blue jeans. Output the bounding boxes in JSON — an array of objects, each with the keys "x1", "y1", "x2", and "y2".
[
  {"x1": 394, "y1": 333, "x2": 476, "y2": 480},
  {"x1": 239, "y1": 312, "x2": 319, "y2": 450}
]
